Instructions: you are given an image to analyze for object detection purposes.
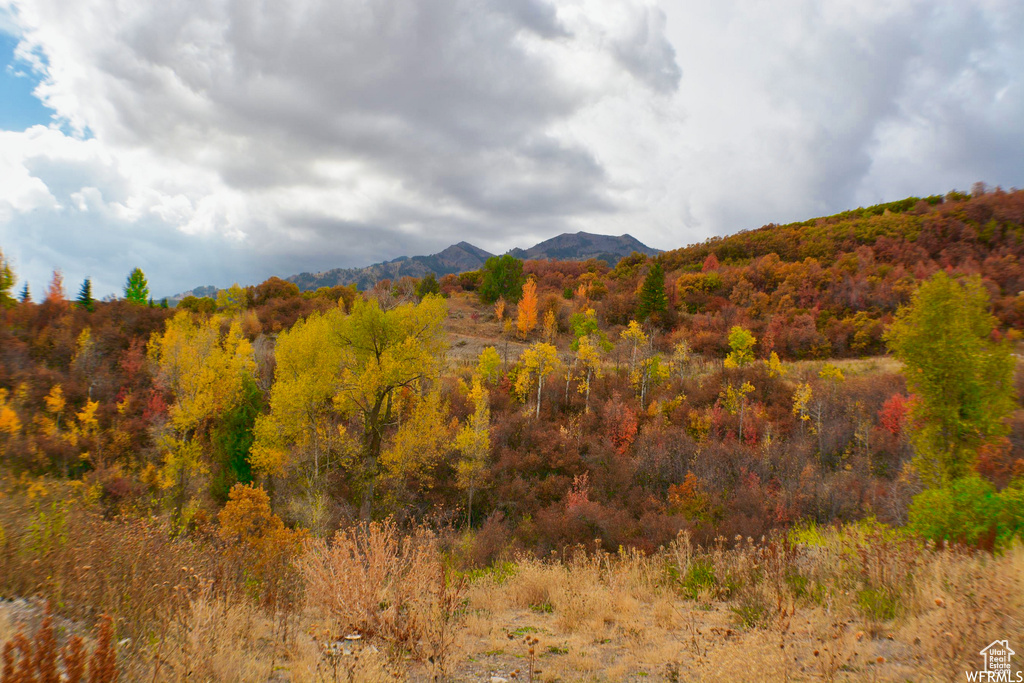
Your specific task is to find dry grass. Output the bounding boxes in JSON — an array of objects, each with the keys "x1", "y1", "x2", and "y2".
[{"x1": 3, "y1": 479, "x2": 1023, "y2": 681}]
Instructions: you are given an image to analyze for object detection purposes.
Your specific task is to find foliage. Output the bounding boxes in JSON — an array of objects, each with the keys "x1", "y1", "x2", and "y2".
[
  {"x1": 456, "y1": 377, "x2": 491, "y2": 525},
  {"x1": 416, "y1": 272, "x2": 441, "y2": 299},
  {"x1": 332, "y1": 294, "x2": 448, "y2": 519},
  {"x1": 73, "y1": 278, "x2": 95, "y2": 312},
  {"x1": 44, "y1": 270, "x2": 65, "y2": 305},
  {"x1": 723, "y1": 326, "x2": 756, "y2": 368},
  {"x1": 908, "y1": 474, "x2": 1024, "y2": 549},
  {"x1": 636, "y1": 261, "x2": 668, "y2": 322},
  {"x1": 0, "y1": 248, "x2": 14, "y2": 309},
  {"x1": 478, "y1": 255, "x2": 526, "y2": 304},
  {"x1": 476, "y1": 347, "x2": 502, "y2": 385},
  {"x1": 251, "y1": 309, "x2": 347, "y2": 481},
  {"x1": 885, "y1": 272, "x2": 1016, "y2": 486},
  {"x1": 124, "y1": 267, "x2": 149, "y2": 305},
  {"x1": 216, "y1": 283, "x2": 248, "y2": 313},
  {"x1": 516, "y1": 279, "x2": 539, "y2": 339},
  {"x1": 514, "y1": 342, "x2": 561, "y2": 419},
  {"x1": 218, "y1": 483, "x2": 307, "y2": 605}
]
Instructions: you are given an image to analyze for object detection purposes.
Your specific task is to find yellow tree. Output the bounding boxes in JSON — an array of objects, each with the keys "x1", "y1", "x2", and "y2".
[
  {"x1": 332, "y1": 294, "x2": 448, "y2": 520},
  {"x1": 476, "y1": 346, "x2": 502, "y2": 385},
  {"x1": 621, "y1": 320, "x2": 648, "y2": 377},
  {"x1": 456, "y1": 377, "x2": 490, "y2": 525},
  {"x1": 724, "y1": 326, "x2": 756, "y2": 369},
  {"x1": 671, "y1": 340, "x2": 691, "y2": 381},
  {"x1": 251, "y1": 309, "x2": 352, "y2": 502},
  {"x1": 792, "y1": 383, "x2": 812, "y2": 430},
  {"x1": 517, "y1": 279, "x2": 538, "y2": 339},
  {"x1": 0, "y1": 389, "x2": 21, "y2": 451},
  {"x1": 216, "y1": 283, "x2": 249, "y2": 314},
  {"x1": 574, "y1": 335, "x2": 603, "y2": 413},
  {"x1": 148, "y1": 312, "x2": 255, "y2": 516},
  {"x1": 43, "y1": 384, "x2": 66, "y2": 435},
  {"x1": 721, "y1": 381, "x2": 755, "y2": 438},
  {"x1": 381, "y1": 390, "x2": 453, "y2": 485},
  {"x1": 515, "y1": 342, "x2": 561, "y2": 419},
  {"x1": 542, "y1": 309, "x2": 557, "y2": 343},
  {"x1": 765, "y1": 351, "x2": 786, "y2": 378}
]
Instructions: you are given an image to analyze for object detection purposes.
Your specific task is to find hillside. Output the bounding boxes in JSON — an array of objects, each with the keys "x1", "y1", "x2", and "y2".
[{"x1": 3, "y1": 188, "x2": 1024, "y2": 680}]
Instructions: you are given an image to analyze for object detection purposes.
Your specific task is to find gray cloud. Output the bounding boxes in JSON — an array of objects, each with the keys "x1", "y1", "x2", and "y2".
[{"x1": 1, "y1": 0, "x2": 1023, "y2": 298}]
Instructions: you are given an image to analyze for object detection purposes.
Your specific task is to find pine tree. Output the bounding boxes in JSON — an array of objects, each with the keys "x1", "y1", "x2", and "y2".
[
  {"x1": 76, "y1": 278, "x2": 95, "y2": 312},
  {"x1": 124, "y1": 267, "x2": 149, "y2": 304},
  {"x1": 19, "y1": 282, "x2": 30, "y2": 304},
  {"x1": 636, "y1": 261, "x2": 668, "y2": 322}
]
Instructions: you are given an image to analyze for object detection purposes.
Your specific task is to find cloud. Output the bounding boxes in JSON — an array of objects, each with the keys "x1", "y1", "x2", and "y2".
[{"x1": 0, "y1": 0, "x2": 1022, "y2": 298}]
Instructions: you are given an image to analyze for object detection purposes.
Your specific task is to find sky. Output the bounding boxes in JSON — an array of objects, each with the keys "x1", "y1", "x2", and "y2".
[{"x1": 1, "y1": 0, "x2": 1022, "y2": 299}]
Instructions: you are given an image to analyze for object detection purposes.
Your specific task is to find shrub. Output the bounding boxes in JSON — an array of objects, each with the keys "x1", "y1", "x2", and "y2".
[
  {"x1": 909, "y1": 474, "x2": 1024, "y2": 549},
  {"x1": 299, "y1": 520, "x2": 466, "y2": 667}
]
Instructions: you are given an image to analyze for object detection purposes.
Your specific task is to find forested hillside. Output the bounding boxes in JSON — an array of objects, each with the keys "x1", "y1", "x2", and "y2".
[{"x1": 1, "y1": 187, "x2": 1023, "y2": 680}]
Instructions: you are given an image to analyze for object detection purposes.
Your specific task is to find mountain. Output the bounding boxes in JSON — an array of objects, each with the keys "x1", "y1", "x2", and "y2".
[
  {"x1": 286, "y1": 241, "x2": 495, "y2": 291},
  {"x1": 284, "y1": 232, "x2": 658, "y2": 291},
  {"x1": 507, "y1": 232, "x2": 660, "y2": 263}
]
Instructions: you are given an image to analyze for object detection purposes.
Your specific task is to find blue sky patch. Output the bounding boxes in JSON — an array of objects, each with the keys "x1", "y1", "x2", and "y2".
[{"x1": 0, "y1": 31, "x2": 54, "y2": 131}]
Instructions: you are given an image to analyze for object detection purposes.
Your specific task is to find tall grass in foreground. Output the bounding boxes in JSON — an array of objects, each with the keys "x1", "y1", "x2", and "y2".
[{"x1": 2, "y1": 479, "x2": 1022, "y2": 681}]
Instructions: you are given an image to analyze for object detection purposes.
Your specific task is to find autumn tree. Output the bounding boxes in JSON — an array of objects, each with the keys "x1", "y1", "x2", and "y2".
[
  {"x1": 721, "y1": 381, "x2": 755, "y2": 439},
  {"x1": 216, "y1": 284, "x2": 248, "y2": 314},
  {"x1": 332, "y1": 294, "x2": 448, "y2": 520},
  {"x1": 381, "y1": 390, "x2": 453, "y2": 491},
  {"x1": 885, "y1": 272, "x2": 1016, "y2": 486},
  {"x1": 45, "y1": 270, "x2": 65, "y2": 305},
  {"x1": 517, "y1": 279, "x2": 539, "y2": 339},
  {"x1": 148, "y1": 312, "x2": 256, "y2": 518},
  {"x1": 456, "y1": 376, "x2": 490, "y2": 525},
  {"x1": 574, "y1": 335, "x2": 603, "y2": 413},
  {"x1": 724, "y1": 326, "x2": 756, "y2": 368},
  {"x1": 76, "y1": 278, "x2": 95, "y2": 312},
  {"x1": 636, "y1": 261, "x2": 668, "y2": 322},
  {"x1": 515, "y1": 342, "x2": 561, "y2": 419},
  {"x1": 621, "y1": 320, "x2": 648, "y2": 377},
  {"x1": 476, "y1": 346, "x2": 502, "y2": 385},
  {"x1": 478, "y1": 255, "x2": 525, "y2": 304},
  {"x1": 124, "y1": 267, "x2": 149, "y2": 305},
  {"x1": 250, "y1": 309, "x2": 350, "y2": 527},
  {"x1": 0, "y1": 248, "x2": 14, "y2": 308}
]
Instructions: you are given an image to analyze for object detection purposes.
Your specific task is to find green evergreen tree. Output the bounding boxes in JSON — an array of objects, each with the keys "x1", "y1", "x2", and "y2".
[
  {"x1": 885, "y1": 271, "x2": 1016, "y2": 486},
  {"x1": 76, "y1": 277, "x2": 95, "y2": 312},
  {"x1": 636, "y1": 261, "x2": 668, "y2": 321},
  {"x1": 124, "y1": 267, "x2": 150, "y2": 304},
  {"x1": 478, "y1": 255, "x2": 525, "y2": 304},
  {"x1": 19, "y1": 282, "x2": 30, "y2": 304}
]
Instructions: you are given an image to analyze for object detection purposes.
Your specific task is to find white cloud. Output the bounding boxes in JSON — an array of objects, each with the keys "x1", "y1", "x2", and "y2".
[{"x1": 0, "y1": 0, "x2": 1022, "y2": 297}]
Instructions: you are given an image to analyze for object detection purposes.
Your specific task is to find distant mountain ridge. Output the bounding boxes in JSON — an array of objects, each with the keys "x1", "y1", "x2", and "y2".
[
  {"x1": 170, "y1": 232, "x2": 659, "y2": 299},
  {"x1": 284, "y1": 232, "x2": 659, "y2": 292}
]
